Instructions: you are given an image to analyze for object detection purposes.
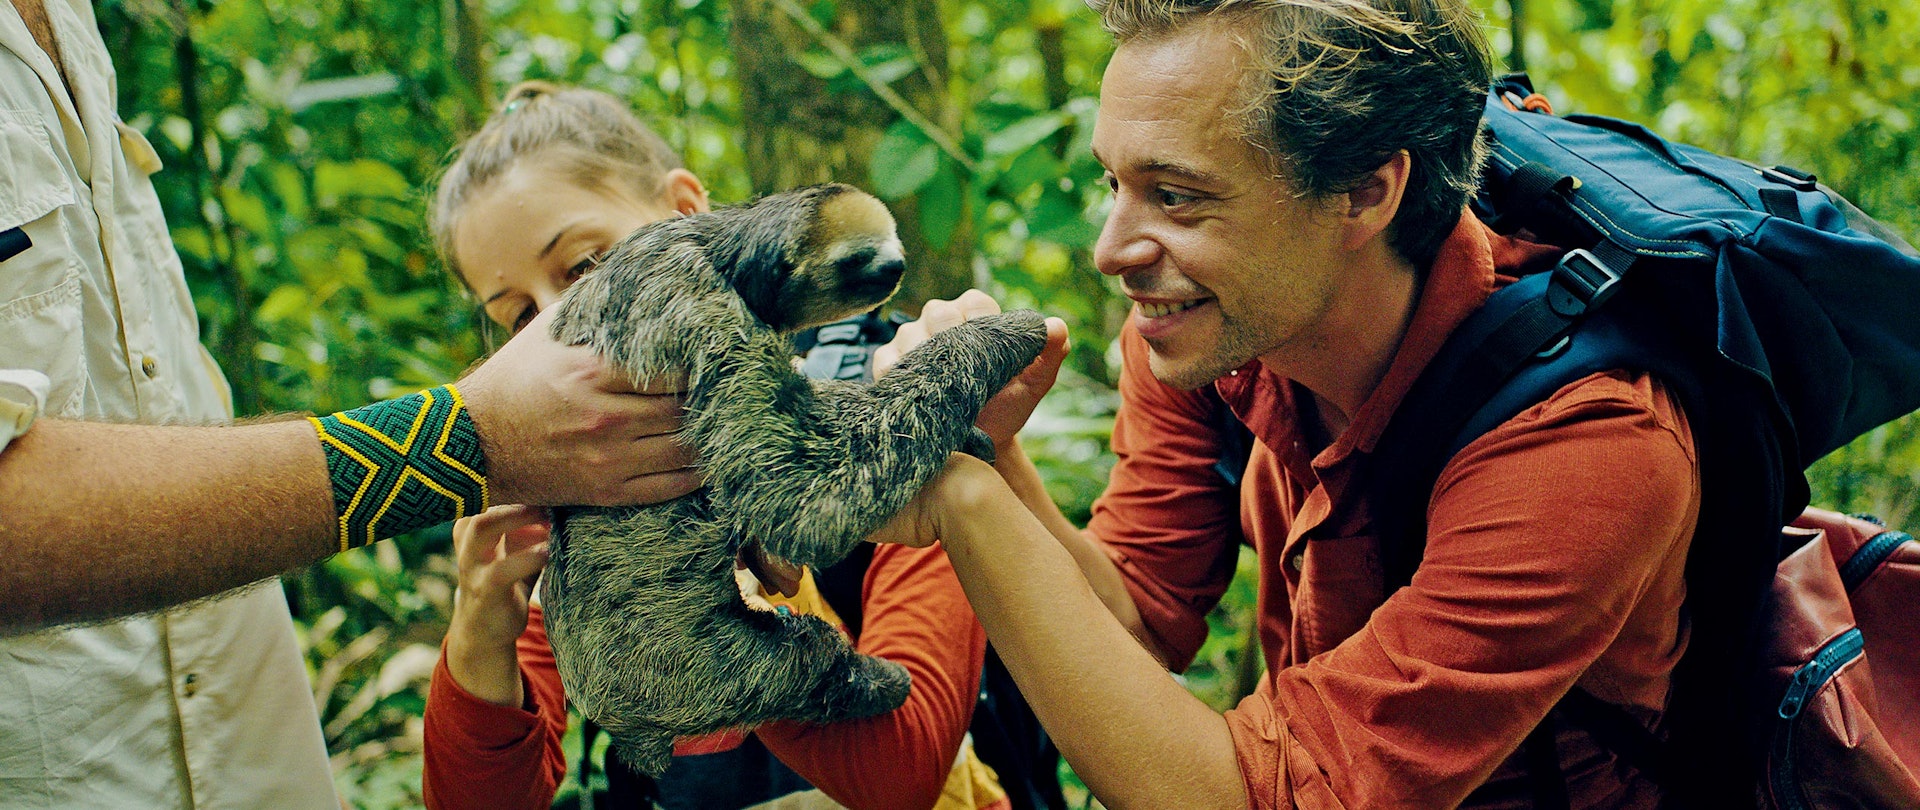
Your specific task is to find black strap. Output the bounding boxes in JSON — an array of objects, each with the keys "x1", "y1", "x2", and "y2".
[
  {"x1": 1376, "y1": 240, "x2": 1636, "y2": 588},
  {"x1": 1522, "y1": 710, "x2": 1570, "y2": 810},
  {"x1": 0, "y1": 227, "x2": 28, "y2": 263},
  {"x1": 1759, "y1": 188, "x2": 1804, "y2": 225},
  {"x1": 1557, "y1": 688, "x2": 1674, "y2": 788}
]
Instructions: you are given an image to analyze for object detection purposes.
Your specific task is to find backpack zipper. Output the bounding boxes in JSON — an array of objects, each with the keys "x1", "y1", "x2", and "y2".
[
  {"x1": 1839, "y1": 530, "x2": 1914, "y2": 591},
  {"x1": 1777, "y1": 628, "x2": 1865, "y2": 720},
  {"x1": 1772, "y1": 628, "x2": 1866, "y2": 810}
]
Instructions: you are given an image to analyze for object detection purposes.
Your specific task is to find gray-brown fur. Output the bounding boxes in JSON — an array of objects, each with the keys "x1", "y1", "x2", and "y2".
[{"x1": 540, "y1": 184, "x2": 1048, "y2": 776}]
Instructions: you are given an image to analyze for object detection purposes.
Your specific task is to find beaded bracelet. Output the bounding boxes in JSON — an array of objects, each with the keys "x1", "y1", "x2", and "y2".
[{"x1": 308, "y1": 384, "x2": 489, "y2": 551}]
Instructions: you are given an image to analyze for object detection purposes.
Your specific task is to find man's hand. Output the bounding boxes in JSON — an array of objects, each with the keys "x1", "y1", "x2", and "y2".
[
  {"x1": 872, "y1": 290, "x2": 1070, "y2": 451},
  {"x1": 458, "y1": 307, "x2": 700, "y2": 507},
  {"x1": 865, "y1": 452, "x2": 1003, "y2": 549}
]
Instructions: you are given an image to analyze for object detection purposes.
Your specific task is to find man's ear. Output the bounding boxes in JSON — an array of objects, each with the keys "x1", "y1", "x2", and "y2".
[
  {"x1": 1340, "y1": 150, "x2": 1410, "y2": 252},
  {"x1": 662, "y1": 168, "x2": 711, "y2": 216}
]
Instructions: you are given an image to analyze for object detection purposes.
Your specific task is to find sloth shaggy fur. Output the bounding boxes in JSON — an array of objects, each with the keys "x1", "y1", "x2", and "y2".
[{"x1": 539, "y1": 183, "x2": 1048, "y2": 776}]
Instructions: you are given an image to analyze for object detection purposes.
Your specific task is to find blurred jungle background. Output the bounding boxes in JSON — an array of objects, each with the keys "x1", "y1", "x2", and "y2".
[{"x1": 96, "y1": 0, "x2": 1918, "y2": 805}]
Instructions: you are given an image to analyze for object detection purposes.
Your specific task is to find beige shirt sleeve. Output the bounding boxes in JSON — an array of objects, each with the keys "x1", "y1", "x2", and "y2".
[{"x1": 0, "y1": 368, "x2": 48, "y2": 452}]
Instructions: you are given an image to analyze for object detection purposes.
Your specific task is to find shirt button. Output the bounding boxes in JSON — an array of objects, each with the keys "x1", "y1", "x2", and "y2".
[
  {"x1": 181, "y1": 672, "x2": 198, "y2": 697},
  {"x1": 140, "y1": 355, "x2": 158, "y2": 378},
  {"x1": 1289, "y1": 552, "x2": 1305, "y2": 572}
]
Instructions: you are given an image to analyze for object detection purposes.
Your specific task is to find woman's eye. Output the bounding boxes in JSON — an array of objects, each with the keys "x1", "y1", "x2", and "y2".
[
  {"x1": 511, "y1": 304, "x2": 536, "y2": 334},
  {"x1": 567, "y1": 251, "x2": 606, "y2": 282}
]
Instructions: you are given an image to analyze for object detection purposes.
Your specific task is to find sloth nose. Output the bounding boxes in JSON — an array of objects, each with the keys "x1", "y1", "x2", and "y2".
[{"x1": 862, "y1": 257, "x2": 905, "y2": 287}]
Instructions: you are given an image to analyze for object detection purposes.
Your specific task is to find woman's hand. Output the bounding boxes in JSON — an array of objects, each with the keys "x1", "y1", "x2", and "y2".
[
  {"x1": 444, "y1": 504, "x2": 552, "y2": 708},
  {"x1": 872, "y1": 290, "x2": 1070, "y2": 453}
]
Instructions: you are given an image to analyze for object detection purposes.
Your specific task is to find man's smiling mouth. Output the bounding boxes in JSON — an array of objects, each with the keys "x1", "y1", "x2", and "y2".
[{"x1": 1138, "y1": 299, "x2": 1207, "y2": 318}]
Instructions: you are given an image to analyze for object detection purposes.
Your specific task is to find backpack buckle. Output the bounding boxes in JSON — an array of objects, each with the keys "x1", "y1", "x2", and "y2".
[{"x1": 1547, "y1": 248, "x2": 1623, "y2": 318}]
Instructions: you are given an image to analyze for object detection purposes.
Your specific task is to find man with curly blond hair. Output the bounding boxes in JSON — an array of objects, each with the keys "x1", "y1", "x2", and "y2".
[{"x1": 870, "y1": 1, "x2": 1698, "y2": 807}]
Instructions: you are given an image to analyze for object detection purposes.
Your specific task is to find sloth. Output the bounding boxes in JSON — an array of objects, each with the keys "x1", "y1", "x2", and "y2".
[{"x1": 540, "y1": 183, "x2": 1049, "y2": 776}]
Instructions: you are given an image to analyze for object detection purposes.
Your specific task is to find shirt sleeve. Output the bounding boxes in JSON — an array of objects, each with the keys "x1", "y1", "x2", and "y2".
[
  {"x1": 758, "y1": 542, "x2": 987, "y2": 810},
  {"x1": 1087, "y1": 324, "x2": 1246, "y2": 668},
  {"x1": 1227, "y1": 371, "x2": 1699, "y2": 809},
  {"x1": 423, "y1": 604, "x2": 570, "y2": 810},
  {"x1": 0, "y1": 369, "x2": 49, "y2": 453}
]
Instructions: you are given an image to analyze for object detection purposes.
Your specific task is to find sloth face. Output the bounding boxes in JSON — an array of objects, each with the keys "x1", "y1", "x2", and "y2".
[{"x1": 707, "y1": 184, "x2": 906, "y2": 333}]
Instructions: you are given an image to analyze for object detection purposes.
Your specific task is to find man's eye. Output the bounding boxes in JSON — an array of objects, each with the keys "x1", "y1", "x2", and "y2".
[
  {"x1": 1104, "y1": 172, "x2": 1119, "y2": 192},
  {"x1": 1156, "y1": 187, "x2": 1199, "y2": 207}
]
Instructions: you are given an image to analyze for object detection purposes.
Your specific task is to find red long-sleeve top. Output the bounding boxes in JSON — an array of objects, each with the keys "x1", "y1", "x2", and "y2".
[
  {"x1": 1090, "y1": 212, "x2": 1701, "y2": 808},
  {"x1": 421, "y1": 541, "x2": 987, "y2": 810}
]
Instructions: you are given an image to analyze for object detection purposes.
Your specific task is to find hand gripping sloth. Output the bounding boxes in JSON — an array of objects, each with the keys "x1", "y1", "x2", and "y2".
[{"x1": 538, "y1": 183, "x2": 1048, "y2": 775}]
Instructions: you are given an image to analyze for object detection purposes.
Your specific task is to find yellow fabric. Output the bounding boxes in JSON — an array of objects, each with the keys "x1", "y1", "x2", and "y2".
[
  {"x1": 743, "y1": 571, "x2": 1010, "y2": 810},
  {"x1": 935, "y1": 737, "x2": 1013, "y2": 810},
  {"x1": 733, "y1": 739, "x2": 1009, "y2": 810},
  {"x1": 759, "y1": 567, "x2": 848, "y2": 629}
]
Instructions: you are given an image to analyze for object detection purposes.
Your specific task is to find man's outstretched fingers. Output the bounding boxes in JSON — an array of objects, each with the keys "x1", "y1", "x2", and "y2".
[{"x1": 953, "y1": 288, "x2": 1003, "y2": 319}]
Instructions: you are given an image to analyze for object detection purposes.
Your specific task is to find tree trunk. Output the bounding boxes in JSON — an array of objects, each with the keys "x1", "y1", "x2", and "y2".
[
  {"x1": 446, "y1": 0, "x2": 491, "y2": 130},
  {"x1": 731, "y1": 0, "x2": 972, "y2": 310}
]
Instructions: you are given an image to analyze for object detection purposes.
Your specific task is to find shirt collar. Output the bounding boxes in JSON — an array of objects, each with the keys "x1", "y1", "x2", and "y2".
[{"x1": 1214, "y1": 208, "x2": 1519, "y2": 464}]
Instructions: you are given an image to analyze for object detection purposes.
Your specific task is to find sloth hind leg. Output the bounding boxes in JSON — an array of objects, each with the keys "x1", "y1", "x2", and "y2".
[
  {"x1": 698, "y1": 607, "x2": 912, "y2": 728},
  {"x1": 603, "y1": 723, "x2": 676, "y2": 778}
]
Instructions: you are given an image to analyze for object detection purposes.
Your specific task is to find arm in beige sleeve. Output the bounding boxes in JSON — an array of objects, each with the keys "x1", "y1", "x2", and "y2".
[{"x1": 0, "y1": 309, "x2": 699, "y2": 634}]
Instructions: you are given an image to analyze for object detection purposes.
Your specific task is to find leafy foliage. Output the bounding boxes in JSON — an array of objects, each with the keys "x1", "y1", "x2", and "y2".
[{"x1": 94, "y1": 0, "x2": 1918, "y2": 805}]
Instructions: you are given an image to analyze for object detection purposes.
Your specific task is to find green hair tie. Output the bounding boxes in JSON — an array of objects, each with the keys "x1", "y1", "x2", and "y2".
[{"x1": 309, "y1": 384, "x2": 489, "y2": 551}]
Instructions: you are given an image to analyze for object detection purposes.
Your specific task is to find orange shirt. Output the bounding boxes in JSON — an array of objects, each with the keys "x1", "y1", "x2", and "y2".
[
  {"x1": 1091, "y1": 211, "x2": 1700, "y2": 808},
  {"x1": 421, "y1": 541, "x2": 994, "y2": 810}
]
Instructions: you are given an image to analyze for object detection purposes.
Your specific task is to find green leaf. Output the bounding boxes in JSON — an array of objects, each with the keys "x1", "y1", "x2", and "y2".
[
  {"x1": 984, "y1": 113, "x2": 1066, "y2": 159},
  {"x1": 793, "y1": 51, "x2": 845, "y2": 80},
  {"x1": 170, "y1": 226, "x2": 213, "y2": 264},
  {"x1": 919, "y1": 161, "x2": 963, "y2": 251},
  {"x1": 221, "y1": 191, "x2": 272, "y2": 236},
  {"x1": 871, "y1": 122, "x2": 942, "y2": 200},
  {"x1": 257, "y1": 285, "x2": 312, "y2": 323},
  {"x1": 314, "y1": 159, "x2": 410, "y2": 203},
  {"x1": 1029, "y1": 187, "x2": 1100, "y2": 247},
  {"x1": 862, "y1": 55, "x2": 918, "y2": 87},
  {"x1": 998, "y1": 147, "x2": 1065, "y2": 197},
  {"x1": 269, "y1": 164, "x2": 309, "y2": 222}
]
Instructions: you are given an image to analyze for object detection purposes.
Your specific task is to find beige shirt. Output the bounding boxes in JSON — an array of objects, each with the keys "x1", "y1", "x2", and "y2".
[{"x1": 0, "y1": 1, "x2": 337, "y2": 806}]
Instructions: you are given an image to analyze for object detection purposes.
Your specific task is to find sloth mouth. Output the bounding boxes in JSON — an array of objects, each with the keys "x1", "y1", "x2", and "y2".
[{"x1": 737, "y1": 543, "x2": 804, "y2": 609}]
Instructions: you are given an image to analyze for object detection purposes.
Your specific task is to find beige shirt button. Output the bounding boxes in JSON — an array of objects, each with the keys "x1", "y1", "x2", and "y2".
[
  {"x1": 139, "y1": 355, "x2": 158, "y2": 378},
  {"x1": 1289, "y1": 551, "x2": 1305, "y2": 572},
  {"x1": 181, "y1": 672, "x2": 198, "y2": 697}
]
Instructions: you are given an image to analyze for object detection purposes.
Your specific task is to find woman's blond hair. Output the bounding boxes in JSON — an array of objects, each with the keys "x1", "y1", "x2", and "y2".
[{"x1": 430, "y1": 81, "x2": 685, "y2": 281}]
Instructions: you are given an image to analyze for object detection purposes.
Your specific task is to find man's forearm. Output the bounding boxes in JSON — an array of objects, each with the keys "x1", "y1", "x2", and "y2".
[
  {"x1": 937, "y1": 460, "x2": 1248, "y2": 809},
  {"x1": 0, "y1": 418, "x2": 336, "y2": 632},
  {"x1": 992, "y1": 438, "x2": 1168, "y2": 657}
]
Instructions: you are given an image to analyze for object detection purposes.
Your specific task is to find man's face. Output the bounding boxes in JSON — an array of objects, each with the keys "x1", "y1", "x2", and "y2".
[{"x1": 1091, "y1": 18, "x2": 1349, "y2": 391}]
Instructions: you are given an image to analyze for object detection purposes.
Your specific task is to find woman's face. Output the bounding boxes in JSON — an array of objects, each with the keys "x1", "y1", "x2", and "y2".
[{"x1": 454, "y1": 157, "x2": 709, "y2": 333}]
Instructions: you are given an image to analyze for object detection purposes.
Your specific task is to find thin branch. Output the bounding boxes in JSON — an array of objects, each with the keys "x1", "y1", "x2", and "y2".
[{"x1": 770, "y1": 0, "x2": 978, "y2": 174}]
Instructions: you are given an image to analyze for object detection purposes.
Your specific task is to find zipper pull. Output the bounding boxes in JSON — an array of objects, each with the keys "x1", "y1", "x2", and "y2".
[{"x1": 1777, "y1": 662, "x2": 1822, "y2": 719}]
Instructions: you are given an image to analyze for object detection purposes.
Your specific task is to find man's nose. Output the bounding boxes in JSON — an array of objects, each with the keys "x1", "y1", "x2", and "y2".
[{"x1": 1093, "y1": 202, "x2": 1159, "y2": 277}]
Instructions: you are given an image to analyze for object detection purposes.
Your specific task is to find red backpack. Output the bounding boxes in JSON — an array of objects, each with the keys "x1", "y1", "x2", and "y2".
[{"x1": 1761, "y1": 509, "x2": 1920, "y2": 808}]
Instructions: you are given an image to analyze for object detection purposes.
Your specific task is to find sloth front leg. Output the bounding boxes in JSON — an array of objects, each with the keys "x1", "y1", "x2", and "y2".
[{"x1": 722, "y1": 310, "x2": 1049, "y2": 568}]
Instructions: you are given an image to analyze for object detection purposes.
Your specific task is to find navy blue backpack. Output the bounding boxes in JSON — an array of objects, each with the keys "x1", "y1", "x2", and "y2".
[{"x1": 1355, "y1": 75, "x2": 1920, "y2": 806}]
